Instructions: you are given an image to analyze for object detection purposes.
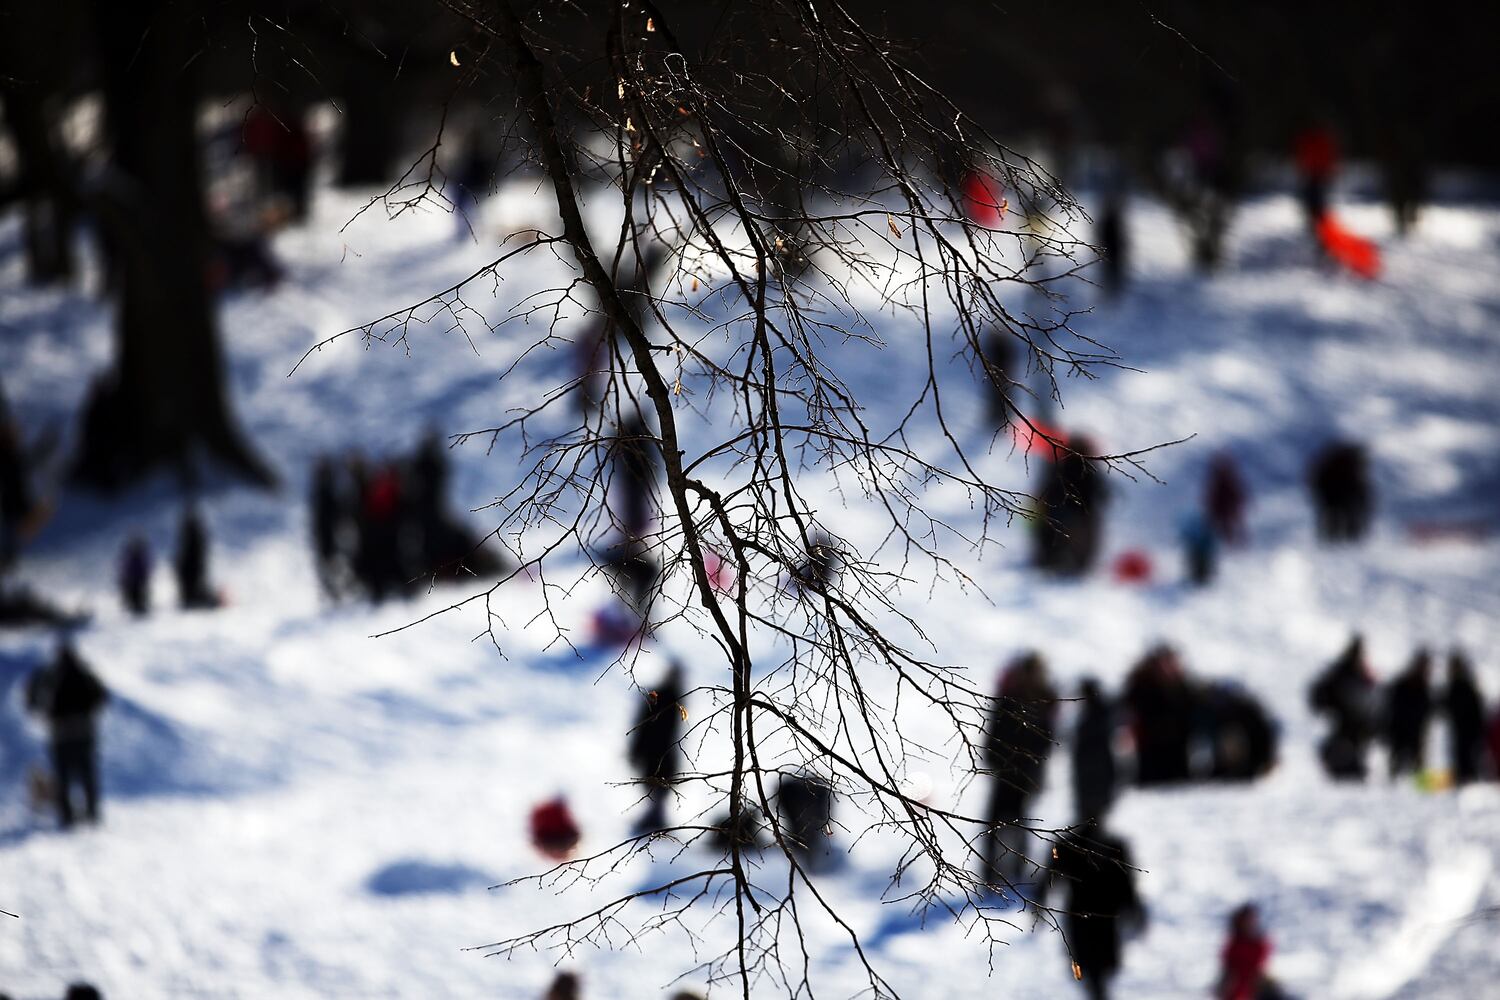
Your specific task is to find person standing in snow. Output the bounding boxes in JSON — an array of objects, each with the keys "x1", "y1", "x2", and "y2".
[
  {"x1": 627, "y1": 661, "x2": 686, "y2": 833},
  {"x1": 1072, "y1": 678, "x2": 1118, "y2": 828},
  {"x1": 981, "y1": 652, "x2": 1058, "y2": 886},
  {"x1": 118, "y1": 532, "x2": 152, "y2": 616},
  {"x1": 1309, "y1": 635, "x2": 1377, "y2": 780},
  {"x1": 541, "y1": 971, "x2": 580, "y2": 1000},
  {"x1": 310, "y1": 455, "x2": 349, "y2": 599},
  {"x1": 1034, "y1": 437, "x2": 1110, "y2": 576},
  {"x1": 1042, "y1": 826, "x2": 1145, "y2": 1000},
  {"x1": 1122, "y1": 645, "x2": 1195, "y2": 785},
  {"x1": 1293, "y1": 122, "x2": 1338, "y2": 232},
  {"x1": 1443, "y1": 651, "x2": 1487, "y2": 784},
  {"x1": 1308, "y1": 442, "x2": 1372, "y2": 543},
  {"x1": 1216, "y1": 903, "x2": 1274, "y2": 1000},
  {"x1": 1204, "y1": 451, "x2": 1248, "y2": 546},
  {"x1": 25, "y1": 636, "x2": 109, "y2": 828},
  {"x1": 1385, "y1": 649, "x2": 1433, "y2": 779},
  {"x1": 173, "y1": 504, "x2": 219, "y2": 609}
]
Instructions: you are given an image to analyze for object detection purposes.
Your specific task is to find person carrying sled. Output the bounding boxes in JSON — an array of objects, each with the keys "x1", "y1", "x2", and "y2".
[{"x1": 25, "y1": 636, "x2": 109, "y2": 828}]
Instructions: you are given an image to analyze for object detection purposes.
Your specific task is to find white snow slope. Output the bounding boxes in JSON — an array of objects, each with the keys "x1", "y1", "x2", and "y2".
[{"x1": 1, "y1": 178, "x2": 1498, "y2": 1000}]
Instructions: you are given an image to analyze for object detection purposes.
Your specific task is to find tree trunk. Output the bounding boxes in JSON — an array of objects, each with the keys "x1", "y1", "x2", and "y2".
[{"x1": 73, "y1": 0, "x2": 274, "y2": 491}]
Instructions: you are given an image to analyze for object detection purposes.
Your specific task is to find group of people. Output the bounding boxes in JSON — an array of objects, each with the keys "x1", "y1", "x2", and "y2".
[
  {"x1": 309, "y1": 433, "x2": 501, "y2": 603},
  {"x1": 1310, "y1": 636, "x2": 1497, "y2": 783},
  {"x1": 972, "y1": 645, "x2": 1283, "y2": 999}
]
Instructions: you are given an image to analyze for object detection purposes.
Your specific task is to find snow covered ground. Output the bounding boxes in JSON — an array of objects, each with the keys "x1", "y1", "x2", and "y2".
[{"x1": 1, "y1": 176, "x2": 1498, "y2": 999}]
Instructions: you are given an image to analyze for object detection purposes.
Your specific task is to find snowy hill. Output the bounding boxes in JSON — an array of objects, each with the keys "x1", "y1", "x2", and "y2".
[{"x1": 1, "y1": 181, "x2": 1498, "y2": 999}]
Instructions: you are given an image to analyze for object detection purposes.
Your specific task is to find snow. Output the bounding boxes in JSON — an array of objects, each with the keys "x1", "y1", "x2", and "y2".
[{"x1": 2, "y1": 176, "x2": 1500, "y2": 999}]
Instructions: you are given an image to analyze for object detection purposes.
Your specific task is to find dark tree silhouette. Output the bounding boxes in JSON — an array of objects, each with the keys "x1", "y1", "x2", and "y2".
[{"x1": 72, "y1": 0, "x2": 273, "y2": 489}]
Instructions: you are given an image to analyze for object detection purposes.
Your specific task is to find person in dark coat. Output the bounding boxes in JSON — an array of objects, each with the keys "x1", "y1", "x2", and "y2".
[
  {"x1": 1204, "y1": 452, "x2": 1248, "y2": 546},
  {"x1": 778, "y1": 774, "x2": 834, "y2": 869},
  {"x1": 1072, "y1": 678, "x2": 1117, "y2": 827},
  {"x1": 981, "y1": 327, "x2": 1018, "y2": 425},
  {"x1": 356, "y1": 459, "x2": 405, "y2": 602},
  {"x1": 118, "y1": 532, "x2": 152, "y2": 616},
  {"x1": 612, "y1": 415, "x2": 661, "y2": 541},
  {"x1": 25, "y1": 637, "x2": 109, "y2": 828},
  {"x1": 981, "y1": 652, "x2": 1058, "y2": 887},
  {"x1": 1034, "y1": 437, "x2": 1110, "y2": 576},
  {"x1": 173, "y1": 505, "x2": 218, "y2": 609},
  {"x1": 1096, "y1": 194, "x2": 1127, "y2": 297},
  {"x1": 1043, "y1": 827, "x2": 1145, "y2": 1000},
  {"x1": 541, "y1": 971, "x2": 579, "y2": 1000},
  {"x1": 1308, "y1": 442, "x2": 1372, "y2": 543},
  {"x1": 1444, "y1": 651, "x2": 1487, "y2": 784},
  {"x1": 1385, "y1": 650, "x2": 1433, "y2": 778},
  {"x1": 311, "y1": 455, "x2": 348, "y2": 599},
  {"x1": 1309, "y1": 635, "x2": 1377, "y2": 780},
  {"x1": 628, "y1": 662, "x2": 686, "y2": 833},
  {"x1": 1122, "y1": 645, "x2": 1195, "y2": 785}
]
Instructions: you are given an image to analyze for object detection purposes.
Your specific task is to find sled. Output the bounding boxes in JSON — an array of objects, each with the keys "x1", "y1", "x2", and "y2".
[{"x1": 1316, "y1": 215, "x2": 1381, "y2": 279}]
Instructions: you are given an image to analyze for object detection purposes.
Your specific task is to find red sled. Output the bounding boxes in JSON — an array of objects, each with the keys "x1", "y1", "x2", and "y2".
[
  {"x1": 1013, "y1": 417, "x2": 1069, "y2": 459},
  {"x1": 530, "y1": 797, "x2": 582, "y2": 860},
  {"x1": 962, "y1": 172, "x2": 1008, "y2": 229},
  {"x1": 1316, "y1": 215, "x2": 1381, "y2": 280}
]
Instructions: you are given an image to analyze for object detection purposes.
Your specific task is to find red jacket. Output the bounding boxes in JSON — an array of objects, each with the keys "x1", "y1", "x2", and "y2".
[{"x1": 1220, "y1": 932, "x2": 1271, "y2": 1000}]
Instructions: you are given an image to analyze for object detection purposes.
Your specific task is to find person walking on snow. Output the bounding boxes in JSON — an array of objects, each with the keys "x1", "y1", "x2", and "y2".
[
  {"x1": 25, "y1": 636, "x2": 109, "y2": 828},
  {"x1": 1385, "y1": 649, "x2": 1433, "y2": 779}
]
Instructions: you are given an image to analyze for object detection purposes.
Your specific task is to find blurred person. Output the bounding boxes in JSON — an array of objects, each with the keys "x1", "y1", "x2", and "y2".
[
  {"x1": 1309, "y1": 635, "x2": 1377, "y2": 780},
  {"x1": 310, "y1": 455, "x2": 350, "y2": 599},
  {"x1": 64, "y1": 987, "x2": 103, "y2": 1000},
  {"x1": 1204, "y1": 451, "x2": 1248, "y2": 545},
  {"x1": 25, "y1": 636, "x2": 109, "y2": 828},
  {"x1": 1180, "y1": 512, "x2": 1218, "y2": 587},
  {"x1": 1072, "y1": 678, "x2": 1118, "y2": 827},
  {"x1": 118, "y1": 532, "x2": 152, "y2": 616},
  {"x1": 451, "y1": 131, "x2": 492, "y2": 241},
  {"x1": 627, "y1": 661, "x2": 686, "y2": 833},
  {"x1": 981, "y1": 327, "x2": 1018, "y2": 426},
  {"x1": 1444, "y1": 651, "x2": 1486, "y2": 784},
  {"x1": 542, "y1": 971, "x2": 579, "y2": 1000},
  {"x1": 612, "y1": 414, "x2": 660, "y2": 541},
  {"x1": 1034, "y1": 436, "x2": 1109, "y2": 576},
  {"x1": 1217, "y1": 903, "x2": 1274, "y2": 1000},
  {"x1": 1308, "y1": 442, "x2": 1372, "y2": 543},
  {"x1": 1385, "y1": 649, "x2": 1433, "y2": 778},
  {"x1": 243, "y1": 102, "x2": 313, "y2": 221},
  {"x1": 1096, "y1": 192, "x2": 1128, "y2": 296},
  {"x1": 981, "y1": 652, "x2": 1058, "y2": 887},
  {"x1": 356, "y1": 459, "x2": 405, "y2": 602},
  {"x1": 1292, "y1": 122, "x2": 1338, "y2": 232},
  {"x1": 778, "y1": 773, "x2": 834, "y2": 869},
  {"x1": 1122, "y1": 645, "x2": 1194, "y2": 785},
  {"x1": 792, "y1": 530, "x2": 840, "y2": 594},
  {"x1": 1042, "y1": 826, "x2": 1146, "y2": 1000},
  {"x1": 173, "y1": 505, "x2": 219, "y2": 609}
]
